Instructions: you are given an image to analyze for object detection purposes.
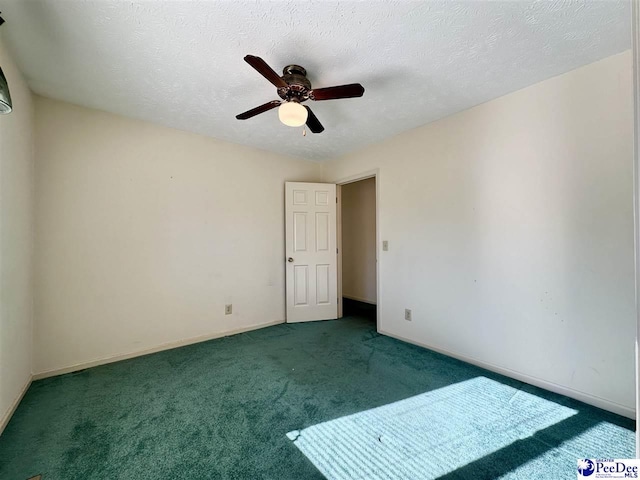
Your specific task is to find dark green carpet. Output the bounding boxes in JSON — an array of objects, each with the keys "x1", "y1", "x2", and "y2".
[{"x1": 0, "y1": 305, "x2": 634, "y2": 479}]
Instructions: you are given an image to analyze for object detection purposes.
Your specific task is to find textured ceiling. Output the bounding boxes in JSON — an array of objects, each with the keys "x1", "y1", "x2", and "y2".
[{"x1": 0, "y1": 0, "x2": 631, "y2": 161}]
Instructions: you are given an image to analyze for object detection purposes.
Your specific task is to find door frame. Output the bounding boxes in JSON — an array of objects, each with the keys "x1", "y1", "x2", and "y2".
[{"x1": 334, "y1": 169, "x2": 381, "y2": 332}]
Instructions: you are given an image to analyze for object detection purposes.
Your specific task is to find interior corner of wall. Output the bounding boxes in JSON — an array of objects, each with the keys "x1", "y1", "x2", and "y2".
[{"x1": 319, "y1": 161, "x2": 327, "y2": 182}]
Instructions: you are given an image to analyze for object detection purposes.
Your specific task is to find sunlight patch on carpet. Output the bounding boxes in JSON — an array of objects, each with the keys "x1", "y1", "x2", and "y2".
[{"x1": 287, "y1": 376, "x2": 587, "y2": 480}]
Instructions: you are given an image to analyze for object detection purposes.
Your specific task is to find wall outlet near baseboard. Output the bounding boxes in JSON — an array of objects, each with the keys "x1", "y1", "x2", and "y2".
[
  {"x1": 404, "y1": 308, "x2": 412, "y2": 321},
  {"x1": 225, "y1": 304, "x2": 232, "y2": 315}
]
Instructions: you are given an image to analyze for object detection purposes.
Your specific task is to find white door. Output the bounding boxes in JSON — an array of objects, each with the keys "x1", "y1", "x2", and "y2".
[{"x1": 285, "y1": 182, "x2": 338, "y2": 322}]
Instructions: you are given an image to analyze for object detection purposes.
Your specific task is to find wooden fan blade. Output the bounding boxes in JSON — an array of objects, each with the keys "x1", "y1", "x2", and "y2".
[
  {"x1": 305, "y1": 106, "x2": 324, "y2": 133},
  {"x1": 244, "y1": 55, "x2": 288, "y2": 89},
  {"x1": 236, "y1": 100, "x2": 281, "y2": 120},
  {"x1": 310, "y1": 83, "x2": 365, "y2": 101}
]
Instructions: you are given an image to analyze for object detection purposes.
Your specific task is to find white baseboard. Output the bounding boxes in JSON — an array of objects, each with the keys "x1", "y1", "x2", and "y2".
[
  {"x1": 343, "y1": 294, "x2": 377, "y2": 305},
  {"x1": 33, "y1": 320, "x2": 285, "y2": 380},
  {"x1": 0, "y1": 375, "x2": 32, "y2": 436},
  {"x1": 379, "y1": 329, "x2": 636, "y2": 419}
]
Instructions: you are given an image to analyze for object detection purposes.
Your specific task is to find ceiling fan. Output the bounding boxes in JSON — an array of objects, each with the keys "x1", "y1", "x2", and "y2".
[{"x1": 235, "y1": 55, "x2": 365, "y2": 134}]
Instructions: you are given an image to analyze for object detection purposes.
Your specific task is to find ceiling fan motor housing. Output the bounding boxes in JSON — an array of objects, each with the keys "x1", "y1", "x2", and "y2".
[{"x1": 278, "y1": 64, "x2": 312, "y2": 102}]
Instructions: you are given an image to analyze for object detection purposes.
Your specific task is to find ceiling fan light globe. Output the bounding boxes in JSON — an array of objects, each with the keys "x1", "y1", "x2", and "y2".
[{"x1": 278, "y1": 101, "x2": 307, "y2": 127}]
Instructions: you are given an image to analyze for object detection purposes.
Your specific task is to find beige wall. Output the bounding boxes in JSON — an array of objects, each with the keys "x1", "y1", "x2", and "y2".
[
  {"x1": 341, "y1": 178, "x2": 376, "y2": 304},
  {"x1": 324, "y1": 51, "x2": 635, "y2": 417},
  {"x1": 0, "y1": 38, "x2": 34, "y2": 431},
  {"x1": 34, "y1": 97, "x2": 321, "y2": 375}
]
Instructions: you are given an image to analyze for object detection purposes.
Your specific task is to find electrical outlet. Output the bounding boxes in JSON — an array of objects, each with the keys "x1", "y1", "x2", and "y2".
[
  {"x1": 404, "y1": 308, "x2": 412, "y2": 321},
  {"x1": 382, "y1": 240, "x2": 389, "y2": 251},
  {"x1": 225, "y1": 304, "x2": 232, "y2": 315}
]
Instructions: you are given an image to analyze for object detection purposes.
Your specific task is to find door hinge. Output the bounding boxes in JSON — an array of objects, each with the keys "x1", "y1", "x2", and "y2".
[
  {"x1": 336, "y1": 248, "x2": 339, "y2": 254},
  {"x1": 336, "y1": 197, "x2": 338, "y2": 203}
]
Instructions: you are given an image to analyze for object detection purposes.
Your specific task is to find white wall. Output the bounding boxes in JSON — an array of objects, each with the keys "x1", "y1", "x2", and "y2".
[
  {"x1": 0, "y1": 37, "x2": 34, "y2": 431},
  {"x1": 341, "y1": 178, "x2": 376, "y2": 304},
  {"x1": 632, "y1": 0, "x2": 640, "y2": 445},
  {"x1": 34, "y1": 97, "x2": 321, "y2": 375},
  {"x1": 324, "y1": 51, "x2": 636, "y2": 417}
]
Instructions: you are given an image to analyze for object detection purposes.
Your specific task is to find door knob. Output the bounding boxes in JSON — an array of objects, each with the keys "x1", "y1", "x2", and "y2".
[{"x1": 287, "y1": 257, "x2": 294, "y2": 263}]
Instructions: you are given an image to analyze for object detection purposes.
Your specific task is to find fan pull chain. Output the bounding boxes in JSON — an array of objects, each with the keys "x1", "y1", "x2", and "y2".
[{"x1": 302, "y1": 126, "x2": 307, "y2": 137}]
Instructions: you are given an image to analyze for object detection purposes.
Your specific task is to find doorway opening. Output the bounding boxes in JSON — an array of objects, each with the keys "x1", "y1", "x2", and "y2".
[{"x1": 338, "y1": 175, "x2": 378, "y2": 327}]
